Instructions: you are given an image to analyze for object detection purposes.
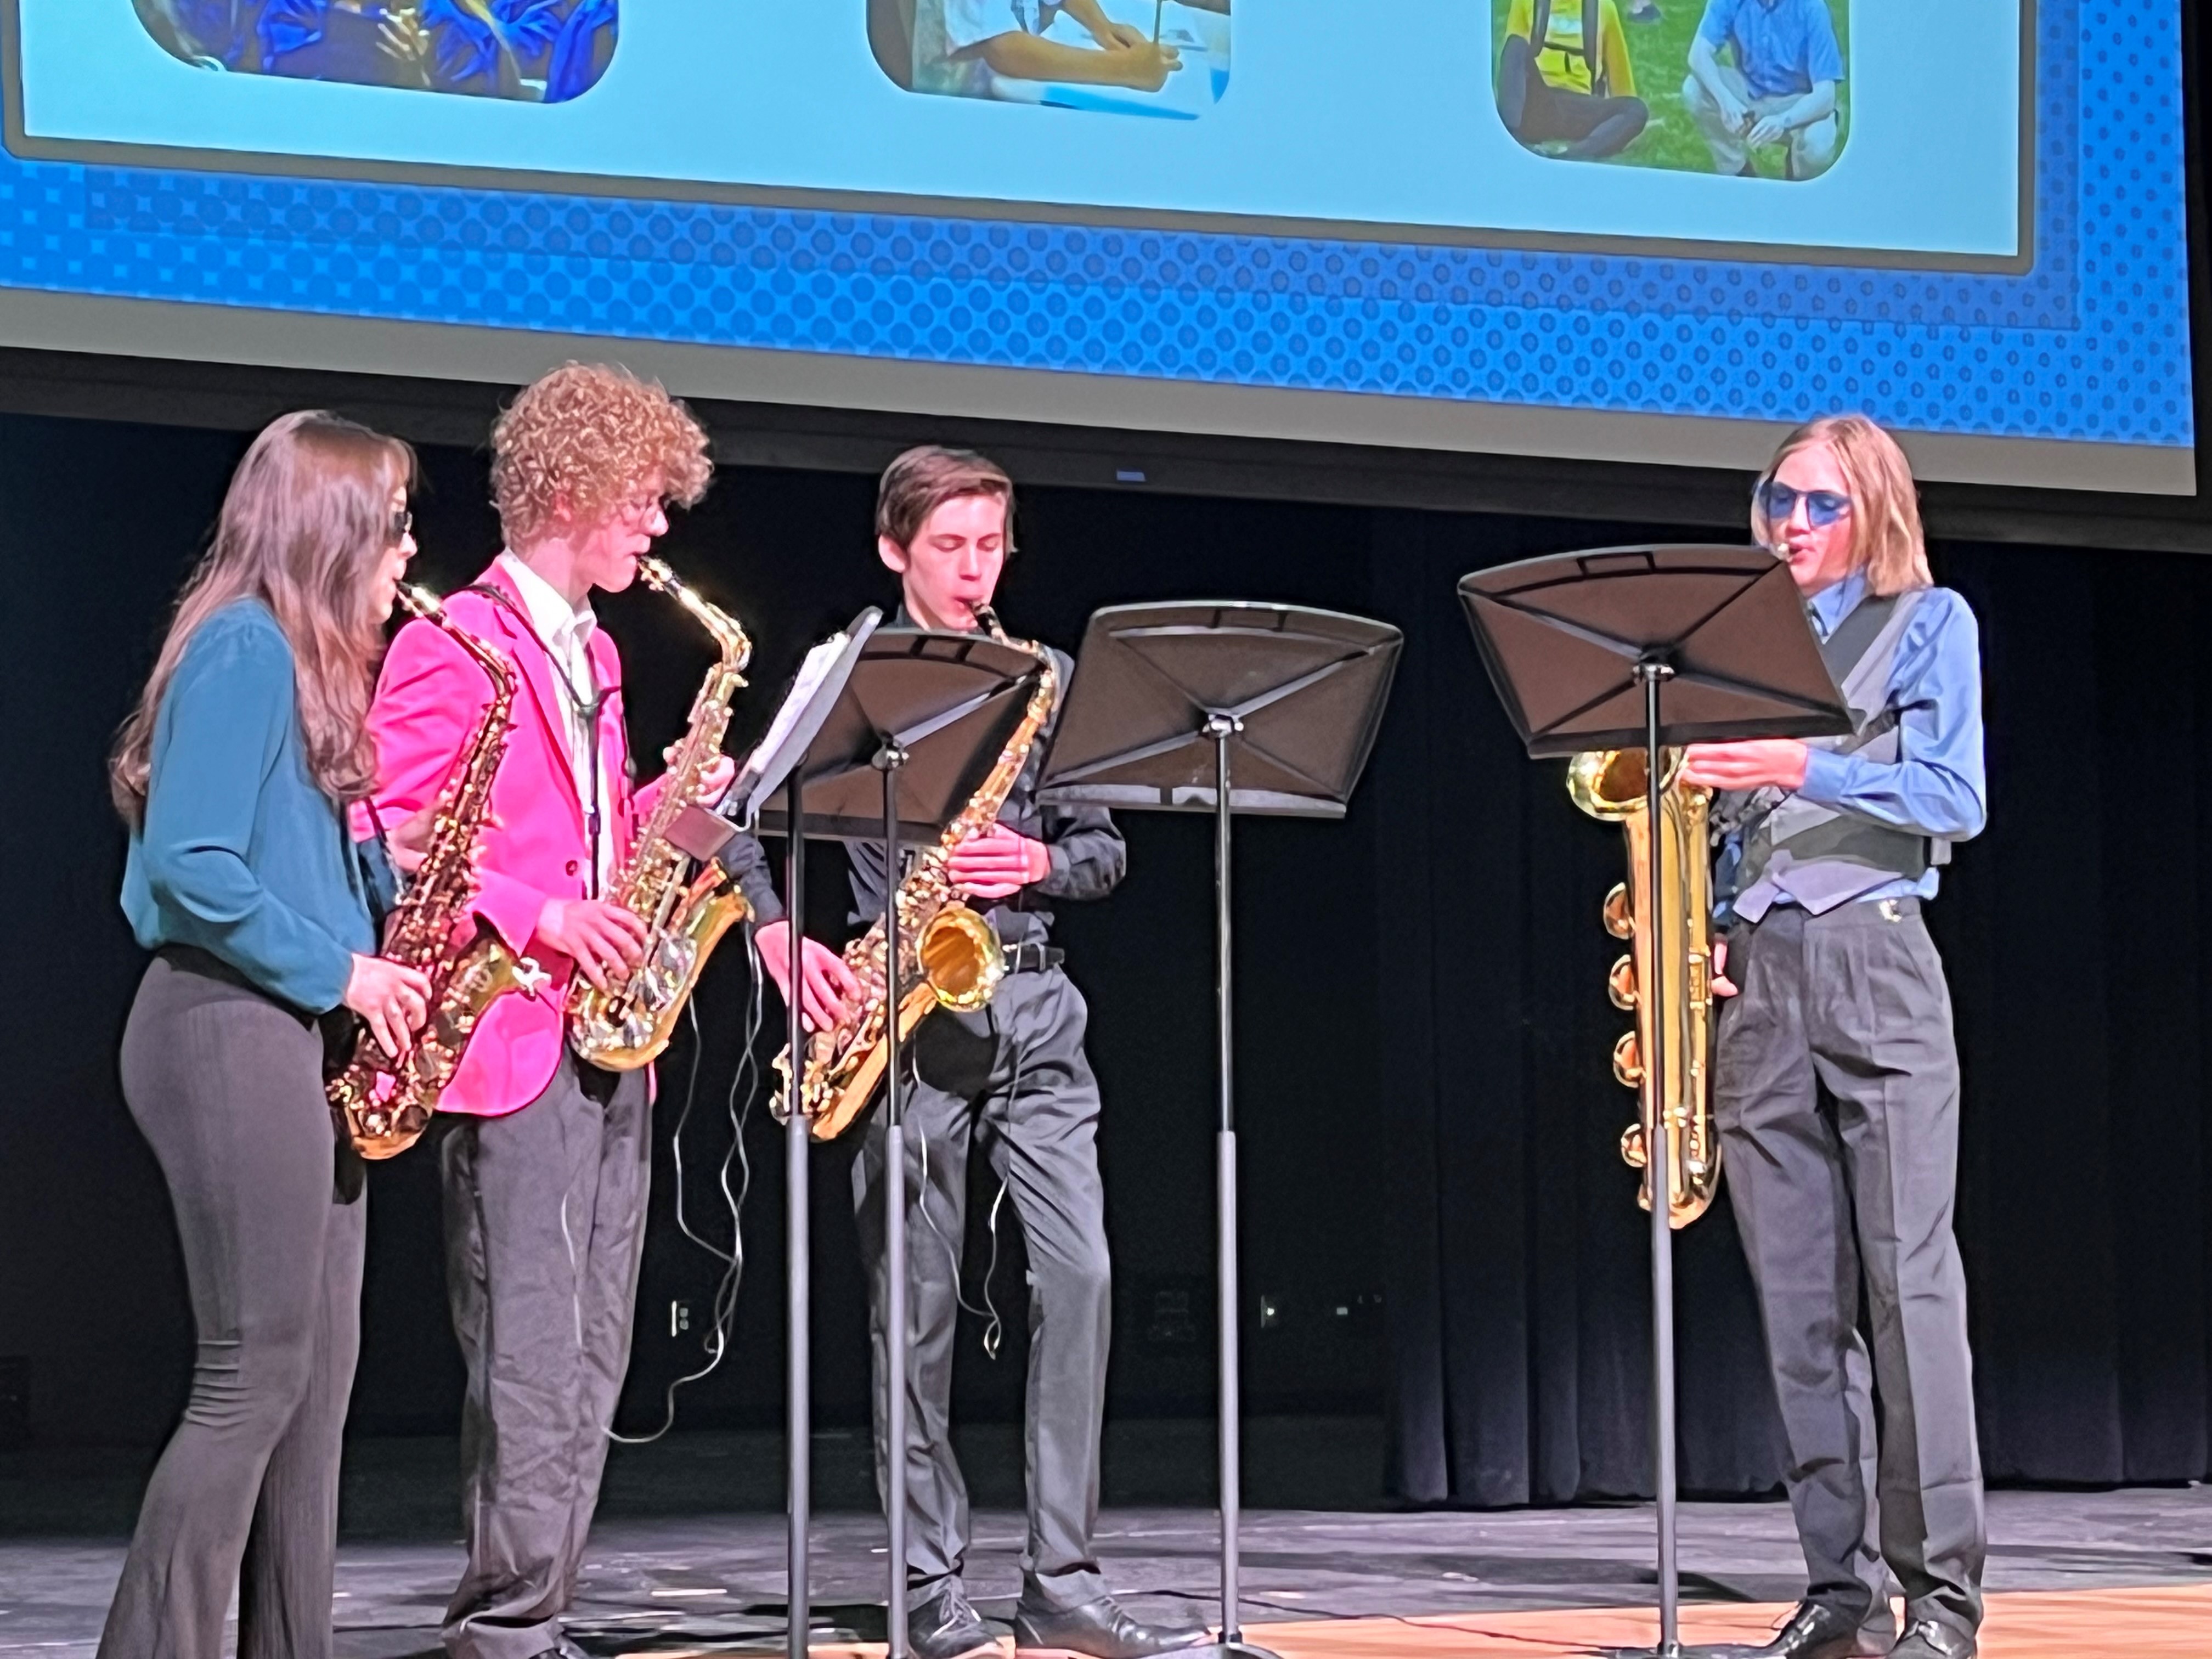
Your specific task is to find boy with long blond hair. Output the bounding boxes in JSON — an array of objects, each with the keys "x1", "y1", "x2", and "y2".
[{"x1": 1684, "y1": 415, "x2": 1986, "y2": 1659}]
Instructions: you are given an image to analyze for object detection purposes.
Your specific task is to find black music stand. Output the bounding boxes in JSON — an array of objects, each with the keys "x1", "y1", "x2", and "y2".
[
  {"x1": 752, "y1": 625, "x2": 1048, "y2": 1659},
  {"x1": 1459, "y1": 545, "x2": 1851, "y2": 1659},
  {"x1": 704, "y1": 608, "x2": 881, "y2": 1659},
  {"x1": 1037, "y1": 602, "x2": 1400, "y2": 1657}
]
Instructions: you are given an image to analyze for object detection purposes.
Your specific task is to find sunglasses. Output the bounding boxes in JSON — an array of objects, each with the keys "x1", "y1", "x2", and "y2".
[
  {"x1": 388, "y1": 507, "x2": 414, "y2": 545},
  {"x1": 1756, "y1": 481, "x2": 1852, "y2": 529}
]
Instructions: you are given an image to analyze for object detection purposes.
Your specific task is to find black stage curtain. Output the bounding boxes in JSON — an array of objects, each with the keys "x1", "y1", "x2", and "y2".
[
  {"x1": 1375, "y1": 509, "x2": 2212, "y2": 1504},
  {"x1": 7, "y1": 409, "x2": 2212, "y2": 1497}
]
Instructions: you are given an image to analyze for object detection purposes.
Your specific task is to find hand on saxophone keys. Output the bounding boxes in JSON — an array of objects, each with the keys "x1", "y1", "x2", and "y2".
[
  {"x1": 345, "y1": 954, "x2": 433, "y2": 1060},
  {"x1": 945, "y1": 821, "x2": 1051, "y2": 899},
  {"x1": 386, "y1": 802, "x2": 441, "y2": 876},
  {"x1": 663, "y1": 746, "x2": 738, "y2": 809},
  {"x1": 755, "y1": 922, "x2": 862, "y2": 1031},
  {"x1": 535, "y1": 898, "x2": 649, "y2": 992}
]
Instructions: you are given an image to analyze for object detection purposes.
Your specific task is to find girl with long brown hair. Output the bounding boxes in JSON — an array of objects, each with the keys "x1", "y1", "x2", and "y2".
[{"x1": 101, "y1": 411, "x2": 432, "y2": 1659}]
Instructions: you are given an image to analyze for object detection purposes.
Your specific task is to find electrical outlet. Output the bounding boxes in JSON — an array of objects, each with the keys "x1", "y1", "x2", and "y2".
[{"x1": 669, "y1": 1300, "x2": 692, "y2": 1338}]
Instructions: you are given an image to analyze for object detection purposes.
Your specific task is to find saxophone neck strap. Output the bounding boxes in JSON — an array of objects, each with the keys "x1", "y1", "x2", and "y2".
[
  {"x1": 462, "y1": 582, "x2": 611, "y2": 721},
  {"x1": 464, "y1": 579, "x2": 610, "y2": 899}
]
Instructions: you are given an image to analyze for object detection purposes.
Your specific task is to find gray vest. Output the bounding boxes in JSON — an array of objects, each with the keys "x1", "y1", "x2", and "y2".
[{"x1": 1726, "y1": 589, "x2": 1949, "y2": 918}]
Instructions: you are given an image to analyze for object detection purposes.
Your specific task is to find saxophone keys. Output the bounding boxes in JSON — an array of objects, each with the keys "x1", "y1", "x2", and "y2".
[
  {"x1": 1611, "y1": 1030, "x2": 1643, "y2": 1087},
  {"x1": 1606, "y1": 953, "x2": 1638, "y2": 1011},
  {"x1": 1602, "y1": 882, "x2": 1634, "y2": 940}
]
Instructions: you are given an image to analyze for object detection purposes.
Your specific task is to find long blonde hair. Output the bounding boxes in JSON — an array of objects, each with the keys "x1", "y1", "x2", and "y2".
[
  {"x1": 111, "y1": 411, "x2": 416, "y2": 825},
  {"x1": 1752, "y1": 414, "x2": 1933, "y2": 597}
]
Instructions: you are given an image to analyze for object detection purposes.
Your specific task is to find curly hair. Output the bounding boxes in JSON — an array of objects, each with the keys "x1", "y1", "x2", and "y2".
[{"x1": 490, "y1": 363, "x2": 712, "y2": 546}]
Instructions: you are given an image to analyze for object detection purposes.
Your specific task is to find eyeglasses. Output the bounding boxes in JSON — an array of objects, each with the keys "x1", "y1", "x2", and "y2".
[
  {"x1": 387, "y1": 507, "x2": 414, "y2": 545},
  {"x1": 1756, "y1": 481, "x2": 1852, "y2": 528}
]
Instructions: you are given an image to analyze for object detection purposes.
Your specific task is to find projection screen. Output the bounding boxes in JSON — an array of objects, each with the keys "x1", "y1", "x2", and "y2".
[{"x1": 0, "y1": 0, "x2": 2192, "y2": 493}]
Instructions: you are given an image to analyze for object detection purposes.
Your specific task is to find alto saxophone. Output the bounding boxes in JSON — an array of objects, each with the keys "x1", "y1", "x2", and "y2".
[
  {"x1": 568, "y1": 557, "x2": 753, "y2": 1070},
  {"x1": 330, "y1": 586, "x2": 550, "y2": 1160},
  {"x1": 1568, "y1": 746, "x2": 1721, "y2": 1228},
  {"x1": 774, "y1": 607, "x2": 1059, "y2": 1142}
]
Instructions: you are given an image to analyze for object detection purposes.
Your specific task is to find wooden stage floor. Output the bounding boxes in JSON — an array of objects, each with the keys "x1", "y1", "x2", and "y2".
[
  {"x1": 657, "y1": 1585, "x2": 2212, "y2": 1658},
  {"x1": 1232, "y1": 1584, "x2": 2212, "y2": 1658},
  {"x1": 3, "y1": 1424, "x2": 2208, "y2": 1657}
]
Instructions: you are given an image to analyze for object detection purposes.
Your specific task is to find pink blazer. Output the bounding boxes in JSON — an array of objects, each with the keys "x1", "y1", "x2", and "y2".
[{"x1": 364, "y1": 559, "x2": 668, "y2": 1116}]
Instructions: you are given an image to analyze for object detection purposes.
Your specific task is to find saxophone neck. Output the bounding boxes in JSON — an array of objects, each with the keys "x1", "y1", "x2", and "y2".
[
  {"x1": 400, "y1": 583, "x2": 515, "y2": 698},
  {"x1": 638, "y1": 556, "x2": 752, "y2": 676}
]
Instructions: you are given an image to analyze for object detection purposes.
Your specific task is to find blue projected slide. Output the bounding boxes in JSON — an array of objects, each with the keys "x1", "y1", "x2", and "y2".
[{"x1": 0, "y1": 0, "x2": 2192, "y2": 493}]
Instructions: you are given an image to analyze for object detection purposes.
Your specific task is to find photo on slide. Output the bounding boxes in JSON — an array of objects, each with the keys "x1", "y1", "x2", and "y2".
[
  {"x1": 1492, "y1": 0, "x2": 1850, "y2": 178},
  {"x1": 868, "y1": 0, "x2": 1229, "y2": 120},
  {"x1": 131, "y1": 1, "x2": 618, "y2": 103}
]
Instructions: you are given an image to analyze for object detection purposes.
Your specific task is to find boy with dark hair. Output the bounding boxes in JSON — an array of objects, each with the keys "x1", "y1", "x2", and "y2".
[{"x1": 768, "y1": 446, "x2": 1206, "y2": 1659}]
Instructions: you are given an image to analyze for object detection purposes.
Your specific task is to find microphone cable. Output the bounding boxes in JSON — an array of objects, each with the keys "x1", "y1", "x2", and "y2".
[{"x1": 610, "y1": 950, "x2": 766, "y2": 1445}]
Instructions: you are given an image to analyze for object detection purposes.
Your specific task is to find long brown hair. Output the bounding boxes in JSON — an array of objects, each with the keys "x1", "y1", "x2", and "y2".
[
  {"x1": 111, "y1": 411, "x2": 416, "y2": 825},
  {"x1": 1752, "y1": 414, "x2": 1933, "y2": 597}
]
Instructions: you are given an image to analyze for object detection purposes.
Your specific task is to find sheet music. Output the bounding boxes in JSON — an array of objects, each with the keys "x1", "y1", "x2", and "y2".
[{"x1": 728, "y1": 631, "x2": 849, "y2": 822}]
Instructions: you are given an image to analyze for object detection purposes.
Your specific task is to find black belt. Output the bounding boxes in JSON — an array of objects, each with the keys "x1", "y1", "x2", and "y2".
[{"x1": 1002, "y1": 940, "x2": 1064, "y2": 974}]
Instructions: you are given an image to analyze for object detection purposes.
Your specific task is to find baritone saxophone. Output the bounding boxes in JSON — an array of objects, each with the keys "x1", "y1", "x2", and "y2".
[
  {"x1": 1567, "y1": 746, "x2": 1720, "y2": 1228},
  {"x1": 329, "y1": 585, "x2": 549, "y2": 1159},
  {"x1": 567, "y1": 556, "x2": 753, "y2": 1070}
]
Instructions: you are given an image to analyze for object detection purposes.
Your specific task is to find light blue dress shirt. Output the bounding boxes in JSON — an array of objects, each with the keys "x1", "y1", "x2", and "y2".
[
  {"x1": 1696, "y1": 0, "x2": 1847, "y2": 100},
  {"x1": 1728, "y1": 570, "x2": 1987, "y2": 916}
]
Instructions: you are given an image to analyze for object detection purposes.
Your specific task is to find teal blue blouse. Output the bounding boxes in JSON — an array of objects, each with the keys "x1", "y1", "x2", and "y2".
[{"x1": 121, "y1": 599, "x2": 397, "y2": 1014}]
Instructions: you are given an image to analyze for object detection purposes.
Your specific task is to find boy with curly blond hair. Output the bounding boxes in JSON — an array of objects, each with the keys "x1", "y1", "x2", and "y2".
[{"x1": 368, "y1": 362, "x2": 837, "y2": 1659}]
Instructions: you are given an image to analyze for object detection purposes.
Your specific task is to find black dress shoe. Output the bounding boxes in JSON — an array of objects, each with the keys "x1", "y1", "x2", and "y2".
[
  {"x1": 912, "y1": 1584, "x2": 1000, "y2": 1659},
  {"x1": 1013, "y1": 1595, "x2": 1210, "y2": 1659},
  {"x1": 1724, "y1": 1601, "x2": 1861, "y2": 1659},
  {"x1": 1889, "y1": 1619, "x2": 1974, "y2": 1659}
]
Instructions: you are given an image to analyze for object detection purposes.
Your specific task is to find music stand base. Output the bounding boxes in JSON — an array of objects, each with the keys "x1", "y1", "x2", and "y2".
[
  {"x1": 1184, "y1": 1641, "x2": 1285, "y2": 1659},
  {"x1": 1602, "y1": 1642, "x2": 1750, "y2": 1658}
]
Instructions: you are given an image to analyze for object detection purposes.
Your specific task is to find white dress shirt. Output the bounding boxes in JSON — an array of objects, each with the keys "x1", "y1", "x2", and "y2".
[{"x1": 498, "y1": 551, "x2": 617, "y2": 894}]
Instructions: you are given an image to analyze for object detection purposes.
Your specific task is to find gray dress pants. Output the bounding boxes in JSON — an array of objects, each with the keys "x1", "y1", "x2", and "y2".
[
  {"x1": 103, "y1": 950, "x2": 368, "y2": 1659},
  {"x1": 852, "y1": 967, "x2": 1111, "y2": 1612},
  {"x1": 1714, "y1": 900, "x2": 1985, "y2": 1644},
  {"x1": 439, "y1": 1051, "x2": 652, "y2": 1659}
]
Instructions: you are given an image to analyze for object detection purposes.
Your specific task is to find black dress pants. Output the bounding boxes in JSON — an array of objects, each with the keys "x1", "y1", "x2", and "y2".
[
  {"x1": 101, "y1": 950, "x2": 368, "y2": 1659},
  {"x1": 1716, "y1": 901, "x2": 1985, "y2": 1646},
  {"x1": 1498, "y1": 35, "x2": 1649, "y2": 159},
  {"x1": 852, "y1": 967, "x2": 1113, "y2": 1612},
  {"x1": 439, "y1": 1051, "x2": 651, "y2": 1659}
]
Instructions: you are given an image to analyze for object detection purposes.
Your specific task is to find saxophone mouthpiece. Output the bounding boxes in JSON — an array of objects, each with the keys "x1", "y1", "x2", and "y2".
[{"x1": 636, "y1": 556, "x2": 674, "y2": 591}]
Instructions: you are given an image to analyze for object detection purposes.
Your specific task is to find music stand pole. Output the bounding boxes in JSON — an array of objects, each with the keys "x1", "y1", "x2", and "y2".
[
  {"x1": 1207, "y1": 714, "x2": 1244, "y2": 1643},
  {"x1": 1638, "y1": 661, "x2": 1681, "y2": 1659},
  {"x1": 785, "y1": 768, "x2": 812, "y2": 1659},
  {"x1": 877, "y1": 744, "x2": 912, "y2": 1659}
]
